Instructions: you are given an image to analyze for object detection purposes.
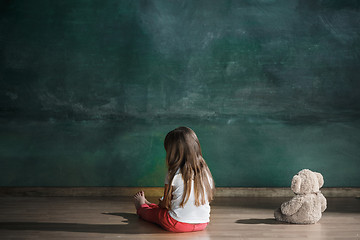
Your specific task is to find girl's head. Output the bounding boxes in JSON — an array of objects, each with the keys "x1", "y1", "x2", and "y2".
[
  {"x1": 164, "y1": 126, "x2": 214, "y2": 208},
  {"x1": 164, "y1": 126, "x2": 202, "y2": 171}
]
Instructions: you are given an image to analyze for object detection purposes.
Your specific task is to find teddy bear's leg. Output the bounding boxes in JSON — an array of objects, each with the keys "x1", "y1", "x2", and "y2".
[{"x1": 274, "y1": 208, "x2": 285, "y2": 222}]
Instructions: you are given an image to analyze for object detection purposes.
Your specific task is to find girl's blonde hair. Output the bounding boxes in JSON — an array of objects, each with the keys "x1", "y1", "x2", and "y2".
[{"x1": 163, "y1": 126, "x2": 215, "y2": 209}]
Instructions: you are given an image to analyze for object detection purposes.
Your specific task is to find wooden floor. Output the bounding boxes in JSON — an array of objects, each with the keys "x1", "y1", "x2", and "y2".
[{"x1": 0, "y1": 196, "x2": 359, "y2": 239}]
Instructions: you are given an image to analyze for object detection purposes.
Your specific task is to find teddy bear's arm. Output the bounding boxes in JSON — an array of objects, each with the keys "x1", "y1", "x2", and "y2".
[
  {"x1": 280, "y1": 196, "x2": 303, "y2": 216},
  {"x1": 319, "y1": 194, "x2": 327, "y2": 212}
]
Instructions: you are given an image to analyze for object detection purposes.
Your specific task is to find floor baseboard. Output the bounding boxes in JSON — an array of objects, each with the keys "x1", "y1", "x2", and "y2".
[{"x1": 0, "y1": 187, "x2": 359, "y2": 197}]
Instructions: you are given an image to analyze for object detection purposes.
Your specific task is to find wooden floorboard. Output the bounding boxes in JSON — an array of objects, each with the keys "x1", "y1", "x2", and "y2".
[{"x1": 0, "y1": 196, "x2": 359, "y2": 239}]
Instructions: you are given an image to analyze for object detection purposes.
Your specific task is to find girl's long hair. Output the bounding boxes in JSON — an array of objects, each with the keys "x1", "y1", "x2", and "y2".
[{"x1": 163, "y1": 127, "x2": 215, "y2": 209}]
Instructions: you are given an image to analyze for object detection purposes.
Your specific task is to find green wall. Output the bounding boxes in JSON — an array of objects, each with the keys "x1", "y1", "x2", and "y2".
[{"x1": 1, "y1": 0, "x2": 360, "y2": 187}]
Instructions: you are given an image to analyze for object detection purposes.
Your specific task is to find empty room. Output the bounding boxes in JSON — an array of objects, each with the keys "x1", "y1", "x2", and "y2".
[{"x1": 0, "y1": 0, "x2": 359, "y2": 239}]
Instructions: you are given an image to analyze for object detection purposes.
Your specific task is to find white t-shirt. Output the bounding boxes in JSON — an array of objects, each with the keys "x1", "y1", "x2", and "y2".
[{"x1": 164, "y1": 170, "x2": 211, "y2": 224}]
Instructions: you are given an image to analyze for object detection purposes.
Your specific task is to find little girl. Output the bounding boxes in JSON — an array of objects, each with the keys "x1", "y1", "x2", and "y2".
[{"x1": 134, "y1": 126, "x2": 215, "y2": 232}]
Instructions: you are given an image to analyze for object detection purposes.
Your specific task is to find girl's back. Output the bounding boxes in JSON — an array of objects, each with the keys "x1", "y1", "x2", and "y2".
[{"x1": 166, "y1": 170, "x2": 212, "y2": 223}]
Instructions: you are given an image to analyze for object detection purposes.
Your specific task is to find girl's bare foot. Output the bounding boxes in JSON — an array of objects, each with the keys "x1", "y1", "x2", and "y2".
[
  {"x1": 134, "y1": 191, "x2": 146, "y2": 210},
  {"x1": 142, "y1": 192, "x2": 152, "y2": 205}
]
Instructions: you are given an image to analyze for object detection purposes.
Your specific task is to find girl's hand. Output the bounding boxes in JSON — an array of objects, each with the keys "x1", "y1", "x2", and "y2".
[
  {"x1": 158, "y1": 184, "x2": 170, "y2": 209},
  {"x1": 158, "y1": 197, "x2": 167, "y2": 208}
]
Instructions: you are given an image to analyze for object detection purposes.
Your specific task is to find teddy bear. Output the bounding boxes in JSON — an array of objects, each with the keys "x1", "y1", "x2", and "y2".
[{"x1": 274, "y1": 169, "x2": 327, "y2": 224}]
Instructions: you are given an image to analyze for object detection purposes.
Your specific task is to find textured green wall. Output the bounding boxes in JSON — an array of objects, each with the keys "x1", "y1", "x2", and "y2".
[{"x1": 1, "y1": 0, "x2": 360, "y2": 187}]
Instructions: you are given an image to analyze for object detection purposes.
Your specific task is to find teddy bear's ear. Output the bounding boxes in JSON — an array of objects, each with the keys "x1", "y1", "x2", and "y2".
[
  {"x1": 291, "y1": 175, "x2": 302, "y2": 193},
  {"x1": 315, "y1": 172, "x2": 324, "y2": 188}
]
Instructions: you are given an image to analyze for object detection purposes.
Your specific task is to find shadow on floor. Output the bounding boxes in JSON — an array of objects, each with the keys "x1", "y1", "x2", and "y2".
[
  {"x1": 0, "y1": 213, "x2": 165, "y2": 234},
  {"x1": 236, "y1": 218, "x2": 286, "y2": 225}
]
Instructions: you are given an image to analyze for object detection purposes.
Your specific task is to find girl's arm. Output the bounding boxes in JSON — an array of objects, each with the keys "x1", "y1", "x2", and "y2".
[{"x1": 158, "y1": 184, "x2": 169, "y2": 208}]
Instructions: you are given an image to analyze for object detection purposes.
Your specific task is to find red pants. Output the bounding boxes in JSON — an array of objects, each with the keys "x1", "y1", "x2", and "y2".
[{"x1": 136, "y1": 203, "x2": 208, "y2": 233}]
